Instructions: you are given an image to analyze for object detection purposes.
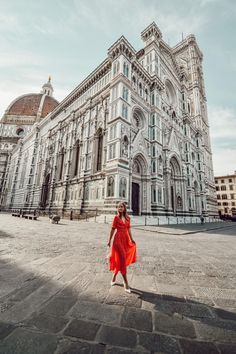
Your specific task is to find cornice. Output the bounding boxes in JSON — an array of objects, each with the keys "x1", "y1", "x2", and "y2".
[
  {"x1": 132, "y1": 61, "x2": 152, "y2": 85},
  {"x1": 132, "y1": 61, "x2": 164, "y2": 90},
  {"x1": 108, "y1": 36, "x2": 136, "y2": 60},
  {"x1": 141, "y1": 22, "x2": 162, "y2": 41},
  {"x1": 50, "y1": 58, "x2": 111, "y2": 120},
  {"x1": 215, "y1": 173, "x2": 236, "y2": 179}
]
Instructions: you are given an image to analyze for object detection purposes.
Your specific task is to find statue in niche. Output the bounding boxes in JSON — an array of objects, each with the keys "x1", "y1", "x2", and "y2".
[
  {"x1": 177, "y1": 195, "x2": 182, "y2": 208},
  {"x1": 121, "y1": 135, "x2": 129, "y2": 157}
]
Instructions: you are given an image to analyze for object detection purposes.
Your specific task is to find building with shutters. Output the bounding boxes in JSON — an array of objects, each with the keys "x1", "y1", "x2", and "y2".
[{"x1": 215, "y1": 172, "x2": 236, "y2": 217}]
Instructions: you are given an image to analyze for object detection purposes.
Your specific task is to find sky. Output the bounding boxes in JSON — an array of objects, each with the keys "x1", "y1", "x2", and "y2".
[{"x1": 0, "y1": 0, "x2": 235, "y2": 176}]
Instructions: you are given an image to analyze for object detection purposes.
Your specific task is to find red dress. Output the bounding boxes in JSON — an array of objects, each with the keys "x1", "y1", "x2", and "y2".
[{"x1": 109, "y1": 215, "x2": 136, "y2": 275}]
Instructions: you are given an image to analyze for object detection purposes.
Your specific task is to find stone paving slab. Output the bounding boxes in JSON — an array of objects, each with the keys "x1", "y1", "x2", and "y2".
[
  {"x1": 0, "y1": 328, "x2": 58, "y2": 354},
  {"x1": 68, "y1": 300, "x2": 123, "y2": 326},
  {"x1": 96, "y1": 325, "x2": 137, "y2": 348},
  {"x1": 179, "y1": 338, "x2": 220, "y2": 354},
  {"x1": 154, "y1": 311, "x2": 197, "y2": 338},
  {"x1": 63, "y1": 319, "x2": 101, "y2": 341},
  {"x1": 56, "y1": 339, "x2": 106, "y2": 354},
  {"x1": 24, "y1": 312, "x2": 69, "y2": 334},
  {"x1": 0, "y1": 214, "x2": 236, "y2": 353},
  {"x1": 121, "y1": 307, "x2": 153, "y2": 332},
  {"x1": 138, "y1": 332, "x2": 181, "y2": 354}
]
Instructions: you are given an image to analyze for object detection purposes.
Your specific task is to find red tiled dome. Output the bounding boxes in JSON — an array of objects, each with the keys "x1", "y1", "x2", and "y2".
[{"x1": 7, "y1": 94, "x2": 59, "y2": 118}]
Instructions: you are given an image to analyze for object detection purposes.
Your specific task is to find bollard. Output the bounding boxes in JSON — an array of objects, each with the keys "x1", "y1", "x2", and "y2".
[
  {"x1": 70, "y1": 209, "x2": 73, "y2": 221},
  {"x1": 183, "y1": 217, "x2": 185, "y2": 224},
  {"x1": 104, "y1": 215, "x2": 106, "y2": 224},
  {"x1": 95, "y1": 215, "x2": 96, "y2": 222},
  {"x1": 145, "y1": 216, "x2": 147, "y2": 226},
  {"x1": 177, "y1": 217, "x2": 179, "y2": 225},
  {"x1": 157, "y1": 217, "x2": 159, "y2": 226},
  {"x1": 167, "y1": 217, "x2": 170, "y2": 225}
]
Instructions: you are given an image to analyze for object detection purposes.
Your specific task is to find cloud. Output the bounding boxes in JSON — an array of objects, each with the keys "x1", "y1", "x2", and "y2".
[
  {"x1": 0, "y1": 14, "x2": 21, "y2": 33},
  {"x1": 72, "y1": 0, "x2": 209, "y2": 44},
  {"x1": 212, "y1": 147, "x2": 236, "y2": 176},
  {"x1": 0, "y1": 51, "x2": 43, "y2": 68},
  {"x1": 209, "y1": 105, "x2": 236, "y2": 142},
  {"x1": 209, "y1": 105, "x2": 236, "y2": 175}
]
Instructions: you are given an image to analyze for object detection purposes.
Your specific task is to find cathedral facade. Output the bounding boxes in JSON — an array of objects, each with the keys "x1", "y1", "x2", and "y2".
[{"x1": 0, "y1": 23, "x2": 217, "y2": 217}]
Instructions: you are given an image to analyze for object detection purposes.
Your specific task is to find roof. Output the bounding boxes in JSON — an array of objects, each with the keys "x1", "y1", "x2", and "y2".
[{"x1": 6, "y1": 93, "x2": 59, "y2": 118}]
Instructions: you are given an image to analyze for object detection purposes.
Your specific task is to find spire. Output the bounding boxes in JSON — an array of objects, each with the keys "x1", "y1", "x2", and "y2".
[{"x1": 41, "y1": 76, "x2": 53, "y2": 96}]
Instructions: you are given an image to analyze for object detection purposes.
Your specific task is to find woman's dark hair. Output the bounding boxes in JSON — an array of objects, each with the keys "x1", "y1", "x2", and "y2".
[{"x1": 117, "y1": 202, "x2": 129, "y2": 220}]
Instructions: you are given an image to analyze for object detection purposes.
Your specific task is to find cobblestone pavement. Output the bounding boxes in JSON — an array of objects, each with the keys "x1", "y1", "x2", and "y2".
[{"x1": 0, "y1": 214, "x2": 236, "y2": 354}]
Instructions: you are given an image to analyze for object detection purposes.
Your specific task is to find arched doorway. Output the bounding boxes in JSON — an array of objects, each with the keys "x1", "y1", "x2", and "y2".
[
  {"x1": 193, "y1": 180, "x2": 200, "y2": 214},
  {"x1": 40, "y1": 173, "x2": 51, "y2": 209},
  {"x1": 132, "y1": 154, "x2": 147, "y2": 215}
]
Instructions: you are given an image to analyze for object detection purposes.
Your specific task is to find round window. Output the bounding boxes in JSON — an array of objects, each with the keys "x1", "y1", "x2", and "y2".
[{"x1": 16, "y1": 128, "x2": 24, "y2": 137}]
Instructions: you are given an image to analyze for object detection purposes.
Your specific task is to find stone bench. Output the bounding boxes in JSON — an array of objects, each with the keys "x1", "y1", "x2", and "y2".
[
  {"x1": 12, "y1": 213, "x2": 21, "y2": 217},
  {"x1": 22, "y1": 214, "x2": 38, "y2": 221}
]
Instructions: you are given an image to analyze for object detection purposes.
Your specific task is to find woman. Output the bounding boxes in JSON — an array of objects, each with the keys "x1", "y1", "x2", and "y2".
[{"x1": 107, "y1": 202, "x2": 136, "y2": 293}]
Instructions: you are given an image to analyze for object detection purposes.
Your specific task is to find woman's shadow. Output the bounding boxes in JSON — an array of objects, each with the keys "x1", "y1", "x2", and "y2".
[{"x1": 130, "y1": 287, "x2": 236, "y2": 333}]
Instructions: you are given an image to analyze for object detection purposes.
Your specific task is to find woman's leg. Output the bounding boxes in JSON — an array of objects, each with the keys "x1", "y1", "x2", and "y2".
[
  {"x1": 121, "y1": 273, "x2": 129, "y2": 289},
  {"x1": 112, "y1": 271, "x2": 118, "y2": 282}
]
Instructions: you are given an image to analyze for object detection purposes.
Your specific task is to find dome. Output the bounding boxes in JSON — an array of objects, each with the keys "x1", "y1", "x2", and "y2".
[
  {"x1": 2, "y1": 78, "x2": 59, "y2": 123},
  {"x1": 7, "y1": 94, "x2": 58, "y2": 118}
]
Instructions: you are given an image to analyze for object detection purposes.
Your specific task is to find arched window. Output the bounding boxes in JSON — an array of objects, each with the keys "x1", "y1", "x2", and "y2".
[
  {"x1": 71, "y1": 140, "x2": 80, "y2": 177},
  {"x1": 113, "y1": 61, "x2": 120, "y2": 76},
  {"x1": 152, "y1": 161, "x2": 156, "y2": 173},
  {"x1": 158, "y1": 156, "x2": 163, "y2": 171},
  {"x1": 165, "y1": 80, "x2": 177, "y2": 107},
  {"x1": 96, "y1": 129, "x2": 103, "y2": 172},
  {"x1": 151, "y1": 113, "x2": 155, "y2": 126},
  {"x1": 123, "y1": 62, "x2": 129, "y2": 77},
  {"x1": 122, "y1": 86, "x2": 129, "y2": 101},
  {"x1": 85, "y1": 186, "x2": 89, "y2": 200},
  {"x1": 119, "y1": 177, "x2": 127, "y2": 198},
  {"x1": 122, "y1": 103, "x2": 128, "y2": 119},
  {"x1": 139, "y1": 83, "x2": 143, "y2": 97},
  {"x1": 58, "y1": 148, "x2": 65, "y2": 180},
  {"x1": 132, "y1": 76, "x2": 136, "y2": 88},
  {"x1": 152, "y1": 186, "x2": 157, "y2": 203},
  {"x1": 151, "y1": 93, "x2": 155, "y2": 105},
  {"x1": 107, "y1": 176, "x2": 114, "y2": 197},
  {"x1": 145, "y1": 88, "x2": 148, "y2": 101}
]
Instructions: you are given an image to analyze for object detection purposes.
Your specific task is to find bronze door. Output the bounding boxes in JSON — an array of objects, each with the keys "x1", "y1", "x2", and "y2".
[{"x1": 132, "y1": 182, "x2": 140, "y2": 215}]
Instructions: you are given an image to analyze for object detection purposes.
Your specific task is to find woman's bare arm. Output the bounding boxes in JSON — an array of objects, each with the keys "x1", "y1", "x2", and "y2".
[
  {"x1": 107, "y1": 228, "x2": 116, "y2": 247},
  {"x1": 128, "y1": 227, "x2": 135, "y2": 243}
]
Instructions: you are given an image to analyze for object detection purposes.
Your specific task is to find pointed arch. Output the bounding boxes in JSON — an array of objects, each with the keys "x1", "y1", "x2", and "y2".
[
  {"x1": 58, "y1": 147, "x2": 65, "y2": 181},
  {"x1": 71, "y1": 139, "x2": 80, "y2": 177},
  {"x1": 132, "y1": 153, "x2": 148, "y2": 175},
  {"x1": 95, "y1": 128, "x2": 103, "y2": 172},
  {"x1": 132, "y1": 106, "x2": 146, "y2": 130}
]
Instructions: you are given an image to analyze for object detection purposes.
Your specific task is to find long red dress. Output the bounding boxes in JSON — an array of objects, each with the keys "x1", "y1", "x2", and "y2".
[{"x1": 109, "y1": 215, "x2": 136, "y2": 275}]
